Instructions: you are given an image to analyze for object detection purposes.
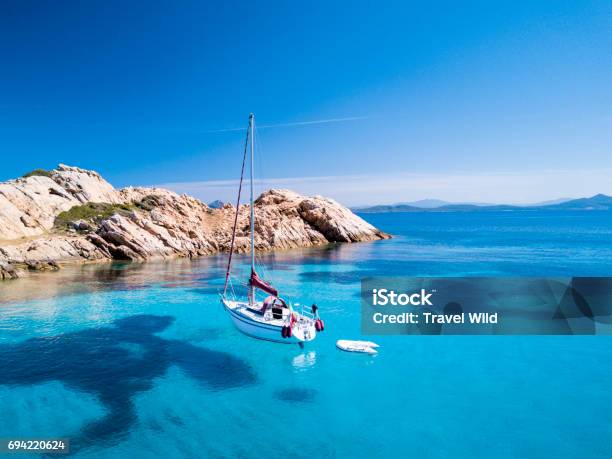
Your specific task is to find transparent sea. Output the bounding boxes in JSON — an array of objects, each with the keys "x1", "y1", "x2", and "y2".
[{"x1": 0, "y1": 211, "x2": 611, "y2": 458}]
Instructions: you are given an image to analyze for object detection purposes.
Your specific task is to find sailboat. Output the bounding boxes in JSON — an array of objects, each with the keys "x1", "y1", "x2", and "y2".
[{"x1": 220, "y1": 114, "x2": 323, "y2": 344}]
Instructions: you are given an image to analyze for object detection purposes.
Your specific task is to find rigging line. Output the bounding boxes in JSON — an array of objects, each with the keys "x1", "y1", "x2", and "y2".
[
  {"x1": 223, "y1": 118, "x2": 250, "y2": 296},
  {"x1": 252, "y1": 128, "x2": 263, "y2": 269},
  {"x1": 253, "y1": 126, "x2": 271, "y2": 281},
  {"x1": 203, "y1": 116, "x2": 368, "y2": 133},
  {"x1": 251, "y1": 126, "x2": 262, "y2": 267}
]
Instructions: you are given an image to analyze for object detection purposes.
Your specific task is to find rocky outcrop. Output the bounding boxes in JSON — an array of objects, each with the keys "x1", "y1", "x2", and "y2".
[
  {"x1": 0, "y1": 164, "x2": 122, "y2": 241},
  {"x1": 0, "y1": 165, "x2": 390, "y2": 279},
  {"x1": 0, "y1": 261, "x2": 19, "y2": 280}
]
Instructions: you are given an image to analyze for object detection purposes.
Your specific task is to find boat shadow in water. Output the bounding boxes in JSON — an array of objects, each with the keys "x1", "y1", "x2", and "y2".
[{"x1": 0, "y1": 314, "x2": 257, "y2": 453}]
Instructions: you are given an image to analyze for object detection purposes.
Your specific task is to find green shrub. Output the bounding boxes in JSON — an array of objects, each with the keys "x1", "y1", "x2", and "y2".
[
  {"x1": 135, "y1": 195, "x2": 161, "y2": 211},
  {"x1": 54, "y1": 202, "x2": 136, "y2": 230},
  {"x1": 22, "y1": 168, "x2": 53, "y2": 179}
]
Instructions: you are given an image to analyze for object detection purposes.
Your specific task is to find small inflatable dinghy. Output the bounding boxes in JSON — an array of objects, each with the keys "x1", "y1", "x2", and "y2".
[{"x1": 336, "y1": 340, "x2": 379, "y2": 354}]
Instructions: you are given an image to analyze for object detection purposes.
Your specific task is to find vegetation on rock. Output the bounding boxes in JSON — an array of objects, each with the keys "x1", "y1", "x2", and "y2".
[
  {"x1": 22, "y1": 168, "x2": 53, "y2": 179},
  {"x1": 135, "y1": 195, "x2": 163, "y2": 211},
  {"x1": 54, "y1": 202, "x2": 137, "y2": 231}
]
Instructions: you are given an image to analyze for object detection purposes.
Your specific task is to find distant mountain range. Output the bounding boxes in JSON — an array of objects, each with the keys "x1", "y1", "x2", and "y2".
[
  {"x1": 353, "y1": 194, "x2": 612, "y2": 213},
  {"x1": 393, "y1": 198, "x2": 491, "y2": 208}
]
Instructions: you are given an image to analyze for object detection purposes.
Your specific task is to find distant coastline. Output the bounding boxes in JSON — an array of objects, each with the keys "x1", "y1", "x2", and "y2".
[{"x1": 353, "y1": 194, "x2": 612, "y2": 213}]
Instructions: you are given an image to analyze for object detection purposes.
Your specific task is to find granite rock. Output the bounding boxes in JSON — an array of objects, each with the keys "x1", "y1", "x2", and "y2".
[{"x1": 0, "y1": 166, "x2": 390, "y2": 278}]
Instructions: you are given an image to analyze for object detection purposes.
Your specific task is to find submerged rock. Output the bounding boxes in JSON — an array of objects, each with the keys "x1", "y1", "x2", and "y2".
[
  {"x1": 274, "y1": 387, "x2": 317, "y2": 403},
  {"x1": 0, "y1": 165, "x2": 390, "y2": 277}
]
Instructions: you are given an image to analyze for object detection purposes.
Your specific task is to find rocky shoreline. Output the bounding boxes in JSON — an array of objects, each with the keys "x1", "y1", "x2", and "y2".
[{"x1": 0, "y1": 165, "x2": 390, "y2": 280}]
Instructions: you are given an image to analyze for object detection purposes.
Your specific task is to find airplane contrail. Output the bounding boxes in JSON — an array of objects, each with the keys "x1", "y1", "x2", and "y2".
[{"x1": 203, "y1": 116, "x2": 368, "y2": 133}]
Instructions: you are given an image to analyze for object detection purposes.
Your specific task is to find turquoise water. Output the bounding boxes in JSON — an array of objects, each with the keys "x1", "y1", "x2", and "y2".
[{"x1": 0, "y1": 211, "x2": 611, "y2": 458}]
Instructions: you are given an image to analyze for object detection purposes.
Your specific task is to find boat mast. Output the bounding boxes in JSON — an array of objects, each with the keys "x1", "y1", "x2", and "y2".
[
  {"x1": 249, "y1": 113, "x2": 255, "y2": 304},
  {"x1": 222, "y1": 116, "x2": 250, "y2": 297}
]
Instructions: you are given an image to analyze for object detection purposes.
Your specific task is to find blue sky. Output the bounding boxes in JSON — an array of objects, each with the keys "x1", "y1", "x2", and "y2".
[{"x1": 1, "y1": 1, "x2": 611, "y2": 205}]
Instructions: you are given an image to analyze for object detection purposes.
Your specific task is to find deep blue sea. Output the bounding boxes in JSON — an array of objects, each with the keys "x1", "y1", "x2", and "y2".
[{"x1": 0, "y1": 211, "x2": 611, "y2": 458}]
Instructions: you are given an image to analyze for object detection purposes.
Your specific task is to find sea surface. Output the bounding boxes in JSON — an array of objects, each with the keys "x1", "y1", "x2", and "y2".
[{"x1": 0, "y1": 210, "x2": 611, "y2": 458}]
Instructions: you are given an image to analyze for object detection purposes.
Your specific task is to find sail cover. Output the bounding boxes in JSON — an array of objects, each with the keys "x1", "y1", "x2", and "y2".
[{"x1": 249, "y1": 269, "x2": 278, "y2": 297}]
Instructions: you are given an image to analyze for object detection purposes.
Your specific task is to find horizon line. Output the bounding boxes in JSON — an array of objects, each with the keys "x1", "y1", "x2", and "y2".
[{"x1": 153, "y1": 169, "x2": 612, "y2": 207}]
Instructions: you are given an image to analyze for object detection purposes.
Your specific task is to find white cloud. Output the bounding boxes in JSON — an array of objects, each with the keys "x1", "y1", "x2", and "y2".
[{"x1": 157, "y1": 168, "x2": 612, "y2": 207}]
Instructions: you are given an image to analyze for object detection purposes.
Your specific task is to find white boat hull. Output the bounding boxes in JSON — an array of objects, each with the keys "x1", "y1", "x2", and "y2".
[
  {"x1": 222, "y1": 298, "x2": 317, "y2": 344},
  {"x1": 336, "y1": 339, "x2": 379, "y2": 354}
]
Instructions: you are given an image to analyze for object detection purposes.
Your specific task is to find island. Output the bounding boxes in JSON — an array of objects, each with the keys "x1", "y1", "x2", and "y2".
[{"x1": 0, "y1": 165, "x2": 390, "y2": 280}]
